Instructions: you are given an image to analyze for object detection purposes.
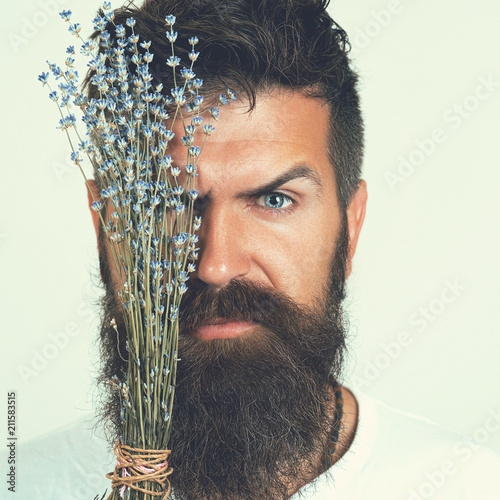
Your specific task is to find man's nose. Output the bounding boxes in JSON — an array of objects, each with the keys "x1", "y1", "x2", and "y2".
[{"x1": 190, "y1": 204, "x2": 251, "y2": 290}]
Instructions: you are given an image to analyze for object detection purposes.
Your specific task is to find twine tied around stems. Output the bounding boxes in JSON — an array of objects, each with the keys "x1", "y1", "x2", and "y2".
[{"x1": 106, "y1": 439, "x2": 173, "y2": 499}]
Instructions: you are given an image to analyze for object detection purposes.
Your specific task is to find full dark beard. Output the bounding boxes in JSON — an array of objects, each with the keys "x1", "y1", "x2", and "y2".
[{"x1": 95, "y1": 214, "x2": 350, "y2": 500}]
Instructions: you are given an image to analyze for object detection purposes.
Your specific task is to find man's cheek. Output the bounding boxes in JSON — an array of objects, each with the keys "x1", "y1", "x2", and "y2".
[{"x1": 286, "y1": 262, "x2": 323, "y2": 305}]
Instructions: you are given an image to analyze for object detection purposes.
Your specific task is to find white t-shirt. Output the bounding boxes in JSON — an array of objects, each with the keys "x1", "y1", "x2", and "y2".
[
  {"x1": 10, "y1": 389, "x2": 500, "y2": 499},
  {"x1": 295, "y1": 390, "x2": 500, "y2": 499}
]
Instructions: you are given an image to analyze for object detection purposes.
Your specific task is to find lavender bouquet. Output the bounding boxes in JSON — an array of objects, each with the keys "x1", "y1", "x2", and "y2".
[{"x1": 39, "y1": 2, "x2": 234, "y2": 498}]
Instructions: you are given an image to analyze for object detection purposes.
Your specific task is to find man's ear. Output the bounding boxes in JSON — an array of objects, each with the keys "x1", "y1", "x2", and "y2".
[
  {"x1": 87, "y1": 179, "x2": 101, "y2": 241},
  {"x1": 345, "y1": 180, "x2": 367, "y2": 279}
]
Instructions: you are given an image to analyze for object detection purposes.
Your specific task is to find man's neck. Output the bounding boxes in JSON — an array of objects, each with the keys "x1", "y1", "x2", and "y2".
[
  {"x1": 289, "y1": 385, "x2": 359, "y2": 498},
  {"x1": 331, "y1": 386, "x2": 359, "y2": 463}
]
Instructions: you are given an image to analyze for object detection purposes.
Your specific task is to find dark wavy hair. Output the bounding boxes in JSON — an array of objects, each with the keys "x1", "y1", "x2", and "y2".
[{"x1": 84, "y1": 0, "x2": 364, "y2": 210}]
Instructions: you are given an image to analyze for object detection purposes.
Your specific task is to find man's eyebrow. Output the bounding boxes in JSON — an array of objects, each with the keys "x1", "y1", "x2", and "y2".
[{"x1": 233, "y1": 165, "x2": 323, "y2": 200}]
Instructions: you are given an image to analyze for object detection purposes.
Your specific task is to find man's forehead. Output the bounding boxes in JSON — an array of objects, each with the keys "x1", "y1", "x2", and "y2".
[
  {"x1": 166, "y1": 89, "x2": 334, "y2": 194},
  {"x1": 170, "y1": 88, "x2": 329, "y2": 138}
]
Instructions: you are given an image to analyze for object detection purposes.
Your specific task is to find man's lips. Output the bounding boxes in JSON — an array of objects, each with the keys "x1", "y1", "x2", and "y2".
[{"x1": 191, "y1": 319, "x2": 258, "y2": 340}]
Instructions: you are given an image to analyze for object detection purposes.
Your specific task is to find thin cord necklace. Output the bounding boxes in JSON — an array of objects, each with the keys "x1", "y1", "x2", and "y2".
[{"x1": 322, "y1": 374, "x2": 344, "y2": 473}]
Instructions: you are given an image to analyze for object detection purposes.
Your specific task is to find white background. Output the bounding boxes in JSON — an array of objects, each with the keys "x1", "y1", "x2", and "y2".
[{"x1": 1, "y1": 0, "x2": 499, "y2": 466}]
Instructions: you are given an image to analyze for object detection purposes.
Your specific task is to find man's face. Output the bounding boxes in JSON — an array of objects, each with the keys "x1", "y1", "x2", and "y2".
[
  {"x1": 173, "y1": 89, "x2": 342, "y2": 319},
  {"x1": 91, "y1": 88, "x2": 366, "y2": 499}
]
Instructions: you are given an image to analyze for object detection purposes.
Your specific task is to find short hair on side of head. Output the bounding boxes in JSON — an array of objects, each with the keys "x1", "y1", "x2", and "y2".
[{"x1": 84, "y1": 0, "x2": 364, "y2": 212}]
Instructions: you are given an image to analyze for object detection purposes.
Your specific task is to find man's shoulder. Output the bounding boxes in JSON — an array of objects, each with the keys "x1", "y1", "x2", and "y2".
[
  {"x1": 11, "y1": 417, "x2": 112, "y2": 499},
  {"x1": 298, "y1": 389, "x2": 500, "y2": 500},
  {"x1": 363, "y1": 391, "x2": 500, "y2": 498},
  {"x1": 366, "y1": 391, "x2": 475, "y2": 456}
]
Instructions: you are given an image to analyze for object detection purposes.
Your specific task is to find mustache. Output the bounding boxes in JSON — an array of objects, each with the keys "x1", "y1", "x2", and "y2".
[{"x1": 177, "y1": 276, "x2": 328, "y2": 336}]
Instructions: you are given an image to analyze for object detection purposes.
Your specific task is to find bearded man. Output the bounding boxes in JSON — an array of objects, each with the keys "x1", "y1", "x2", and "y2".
[
  {"x1": 85, "y1": 1, "x2": 364, "y2": 497},
  {"x1": 18, "y1": 0, "x2": 500, "y2": 499}
]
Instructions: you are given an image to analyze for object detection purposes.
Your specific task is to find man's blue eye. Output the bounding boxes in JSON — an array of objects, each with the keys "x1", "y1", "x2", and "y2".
[{"x1": 262, "y1": 192, "x2": 293, "y2": 209}]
